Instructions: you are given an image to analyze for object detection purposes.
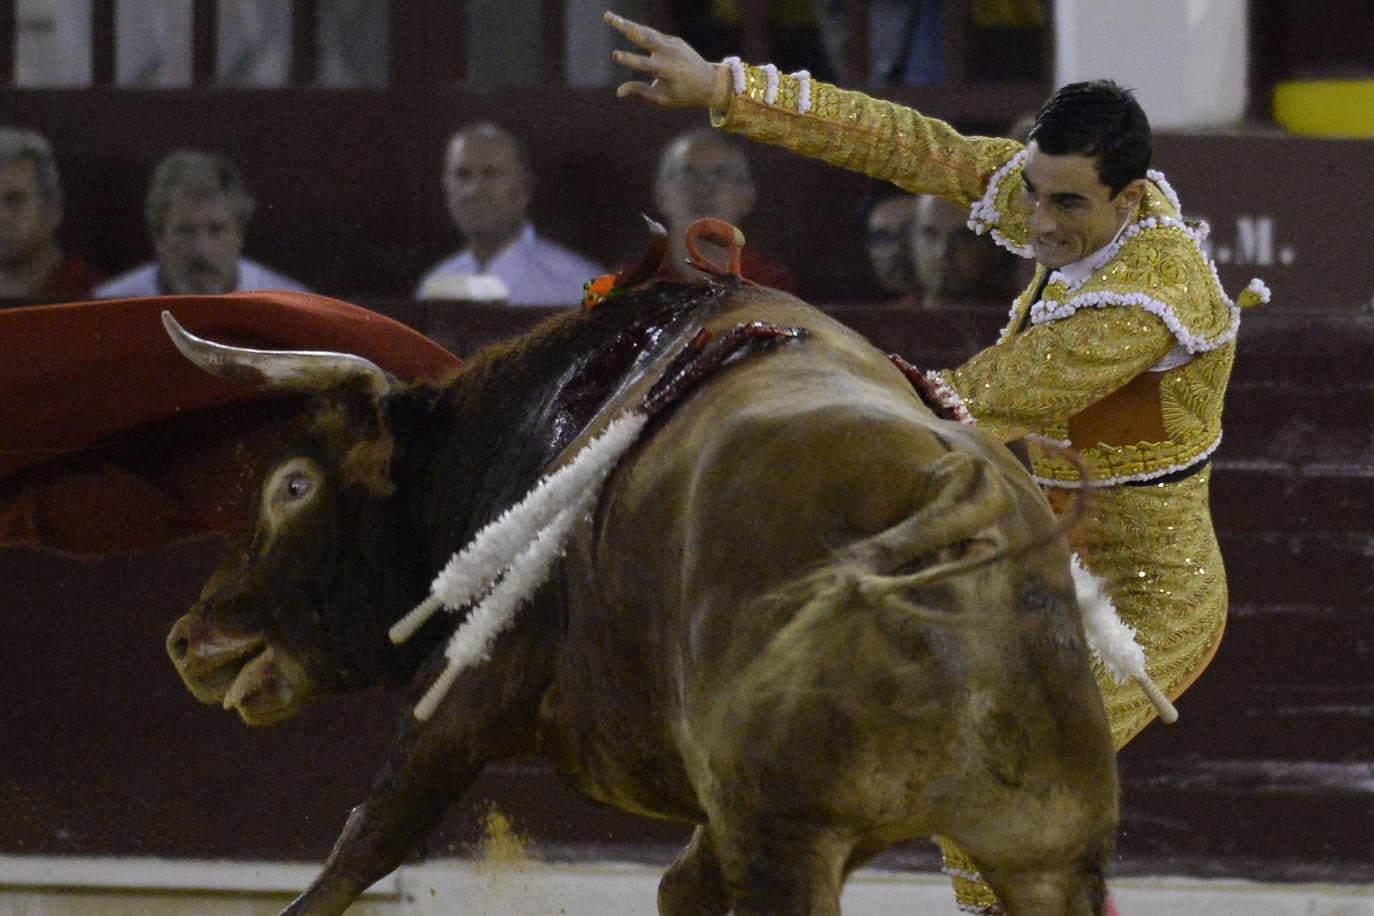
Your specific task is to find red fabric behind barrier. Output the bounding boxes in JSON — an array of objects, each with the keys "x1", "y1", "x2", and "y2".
[{"x1": 0, "y1": 291, "x2": 461, "y2": 556}]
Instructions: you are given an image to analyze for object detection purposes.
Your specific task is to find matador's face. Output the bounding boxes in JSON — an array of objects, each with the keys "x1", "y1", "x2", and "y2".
[{"x1": 1019, "y1": 142, "x2": 1145, "y2": 270}]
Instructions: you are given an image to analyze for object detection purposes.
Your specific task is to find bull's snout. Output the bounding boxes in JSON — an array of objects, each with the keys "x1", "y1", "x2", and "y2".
[
  {"x1": 166, "y1": 607, "x2": 316, "y2": 725},
  {"x1": 166, "y1": 608, "x2": 265, "y2": 705}
]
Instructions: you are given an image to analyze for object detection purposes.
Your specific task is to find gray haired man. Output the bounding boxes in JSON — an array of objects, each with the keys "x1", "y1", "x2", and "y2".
[
  {"x1": 0, "y1": 127, "x2": 104, "y2": 299},
  {"x1": 97, "y1": 149, "x2": 306, "y2": 297}
]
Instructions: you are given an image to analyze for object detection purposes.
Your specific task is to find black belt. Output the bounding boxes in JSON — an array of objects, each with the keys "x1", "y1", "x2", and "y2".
[{"x1": 1120, "y1": 458, "x2": 1210, "y2": 486}]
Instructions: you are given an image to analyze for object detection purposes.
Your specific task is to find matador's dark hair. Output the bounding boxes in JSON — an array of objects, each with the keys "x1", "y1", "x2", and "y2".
[{"x1": 1028, "y1": 80, "x2": 1152, "y2": 197}]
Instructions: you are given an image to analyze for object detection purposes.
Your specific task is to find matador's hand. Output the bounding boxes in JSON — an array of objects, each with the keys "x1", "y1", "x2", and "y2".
[{"x1": 604, "y1": 12, "x2": 731, "y2": 110}]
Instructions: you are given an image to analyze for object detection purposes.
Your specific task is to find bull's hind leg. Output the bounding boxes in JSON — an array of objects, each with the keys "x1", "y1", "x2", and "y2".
[
  {"x1": 658, "y1": 826, "x2": 730, "y2": 916},
  {"x1": 709, "y1": 818, "x2": 852, "y2": 916}
]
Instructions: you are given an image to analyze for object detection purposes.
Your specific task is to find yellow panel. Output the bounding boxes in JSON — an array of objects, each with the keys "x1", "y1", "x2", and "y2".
[{"x1": 1273, "y1": 79, "x2": 1374, "y2": 137}]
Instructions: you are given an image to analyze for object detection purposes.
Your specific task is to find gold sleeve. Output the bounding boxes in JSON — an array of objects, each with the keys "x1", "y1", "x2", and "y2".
[
  {"x1": 711, "y1": 65, "x2": 1021, "y2": 211},
  {"x1": 944, "y1": 307, "x2": 1177, "y2": 440}
]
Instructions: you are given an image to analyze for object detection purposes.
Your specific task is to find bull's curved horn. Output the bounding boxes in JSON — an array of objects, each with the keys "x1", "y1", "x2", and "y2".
[
  {"x1": 612, "y1": 214, "x2": 669, "y2": 288},
  {"x1": 161, "y1": 311, "x2": 394, "y2": 398}
]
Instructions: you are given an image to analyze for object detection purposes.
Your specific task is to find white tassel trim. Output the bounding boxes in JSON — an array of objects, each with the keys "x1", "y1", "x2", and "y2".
[
  {"x1": 1031, "y1": 287, "x2": 1240, "y2": 354},
  {"x1": 921, "y1": 370, "x2": 974, "y2": 424},
  {"x1": 968, "y1": 149, "x2": 1035, "y2": 258},
  {"x1": 1026, "y1": 213, "x2": 1262, "y2": 353},
  {"x1": 963, "y1": 148, "x2": 1033, "y2": 260},
  {"x1": 761, "y1": 63, "x2": 779, "y2": 105},
  {"x1": 1147, "y1": 168, "x2": 1182, "y2": 215},
  {"x1": 395, "y1": 411, "x2": 649, "y2": 720},
  {"x1": 967, "y1": 148, "x2": 1026, "y2": 235},
  {"x1": 721, "y1": 56, "x2": 745, "y2": 96},
  {"x1": 791, "y1": 70, "x2": 812, "y2": 113},
  {"x1": 1243, "y1": 277, "x2": 1272, "y2": 304},
  {"x1": 1071, "y1": 554, "x2": 1178, "y2": 724},
  {"x1": 942, "y1": 864, "x2": 984, "y2": 882}
]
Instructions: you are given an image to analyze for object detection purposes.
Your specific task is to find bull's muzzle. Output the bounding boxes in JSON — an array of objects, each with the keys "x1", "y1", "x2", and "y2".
[
  {"x1": 166, "y1": 608, "x2": 265, "y2": 705},
  {"x1": 166, "y1": 608, "x2": 315, "y2": 726}
]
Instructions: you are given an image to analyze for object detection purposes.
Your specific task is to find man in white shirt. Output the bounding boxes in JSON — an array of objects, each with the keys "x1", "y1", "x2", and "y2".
[
  {"x1": 416, "y1": 122, "x2": 604, "y2": 306},
  {"x1": 96, "y1": 149, "x2": 306, "y2": 298}
]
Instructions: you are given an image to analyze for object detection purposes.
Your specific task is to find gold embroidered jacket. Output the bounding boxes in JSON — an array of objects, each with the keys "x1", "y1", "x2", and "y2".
[{"x1": 713, "y1": 64, "x2": 1267, "y2": 485}]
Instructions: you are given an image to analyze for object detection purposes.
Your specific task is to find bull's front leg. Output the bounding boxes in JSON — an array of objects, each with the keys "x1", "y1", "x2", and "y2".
[
  {"x1": 283, "y1": 620, "x2": 555, "y2": 916},
  {"x1": 281, "y1": 725, "x2": 479, "y2": 915}
]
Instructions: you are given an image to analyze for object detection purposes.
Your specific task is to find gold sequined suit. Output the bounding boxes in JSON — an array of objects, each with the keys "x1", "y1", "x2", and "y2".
[{"x1": 714, "y1": 63, "x2": 1265, "y2": 914}]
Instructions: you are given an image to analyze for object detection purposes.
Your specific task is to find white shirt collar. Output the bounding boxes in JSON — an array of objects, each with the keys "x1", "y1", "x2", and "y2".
[{"x1": 1052, "y1": 211, "x2": 1133, "y2": 288}]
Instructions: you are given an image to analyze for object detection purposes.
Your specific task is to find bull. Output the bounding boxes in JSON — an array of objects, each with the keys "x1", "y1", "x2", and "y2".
[{"x1": 162, "y1": 234, "x2": 1117, "y2": 915}]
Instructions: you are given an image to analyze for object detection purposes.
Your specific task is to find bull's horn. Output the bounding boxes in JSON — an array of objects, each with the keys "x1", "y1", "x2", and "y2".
[
  {"x1": 611, "y1": 214, "x2": 669, "y2": 288},
  {"x1": 162, "y1": 311, "x2": 393, "y2": 398}
]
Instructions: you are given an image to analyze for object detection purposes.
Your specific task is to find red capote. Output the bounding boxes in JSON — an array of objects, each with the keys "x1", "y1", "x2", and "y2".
[{"x1": 0, "y1": 291, "x2": 461, "y2": 557}]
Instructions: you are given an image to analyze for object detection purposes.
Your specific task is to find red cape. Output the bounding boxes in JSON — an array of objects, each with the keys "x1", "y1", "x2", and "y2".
[{"x1": 1, "y1": 291, "x2": 461, "y2": 557}]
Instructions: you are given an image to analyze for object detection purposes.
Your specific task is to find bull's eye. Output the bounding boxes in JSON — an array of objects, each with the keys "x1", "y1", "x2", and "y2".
[
  {"x1": 263, "y1": 457, "x2": 324, "y2": 525},
  {"x1": 284, "y1": 473, "x2": 312, "y2": 501}
]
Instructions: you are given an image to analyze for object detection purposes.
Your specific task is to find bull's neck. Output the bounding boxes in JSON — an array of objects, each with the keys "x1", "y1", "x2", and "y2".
[{"x1": 398, "y1": 281, "x2": 734, "y2": 576}]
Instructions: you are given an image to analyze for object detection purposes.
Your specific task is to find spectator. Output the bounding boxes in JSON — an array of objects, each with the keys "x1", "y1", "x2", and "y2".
[
  {"x1": 908, "y1": 192, "x2": 1017, "y2": 309},
  {"x1": 0, "y1": 127, "x2": 105, "y2": 299},
  {"x1": 96, "y1": 149, "x2": 306, "y2": 297},
  {"x1": 652, "y1": 127, "x2": 796, "y2": 291},
  {"x1": 859, "y1": 186, "x2": 916, "y2": 302},
  {"x1": 417, "y1": 122, "x2": 604, "y2": 306}
]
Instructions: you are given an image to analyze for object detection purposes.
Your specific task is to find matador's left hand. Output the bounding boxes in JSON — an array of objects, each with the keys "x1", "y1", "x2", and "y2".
[{"x1": 604, "y1": 12, "x2": 731, "y2": 110}]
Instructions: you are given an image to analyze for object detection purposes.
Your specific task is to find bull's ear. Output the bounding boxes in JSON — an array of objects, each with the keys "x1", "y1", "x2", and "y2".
[{"x1": 162, "y1": 311, "x2": 395, "y2": 399}]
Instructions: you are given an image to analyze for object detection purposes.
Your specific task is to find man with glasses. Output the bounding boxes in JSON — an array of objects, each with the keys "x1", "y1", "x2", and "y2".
[{"x1": 652, "y1": 127, "x2": 796, "y2": 291}]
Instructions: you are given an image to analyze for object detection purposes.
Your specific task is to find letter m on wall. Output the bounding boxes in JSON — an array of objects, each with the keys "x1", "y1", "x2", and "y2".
[{"x1": 1234, "y1": 215, "x2": 1275, "y2": 266}]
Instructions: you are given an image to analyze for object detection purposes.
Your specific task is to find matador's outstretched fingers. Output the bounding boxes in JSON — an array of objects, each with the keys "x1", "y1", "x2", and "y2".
[{"x1": 604, "y1": 12, "x2": 729, "y2": 109}]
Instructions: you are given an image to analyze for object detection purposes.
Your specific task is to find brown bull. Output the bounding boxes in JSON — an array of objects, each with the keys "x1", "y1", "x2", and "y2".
[{"x1": 164, "y1": 274, "x2": 1116, "y2": 915}]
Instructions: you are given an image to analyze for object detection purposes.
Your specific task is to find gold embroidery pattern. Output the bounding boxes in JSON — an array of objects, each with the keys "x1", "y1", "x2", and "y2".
[
  {"x1": 947, "y1": 308, "x2": 1176, "y2": 447},
  {"x1": 951, "y1": 296, "x2": 1229, "y2": 483},
  {"x1": 1160, "y1": 346, "x2": 1233, "y2": 444},
  {"x1": 777, "y1": 79, "x2": 801, "y2": 112},
  {"x1": 718, "y1": 66, "x2": 1020, "y2": 208},
  {"x1": 1049, "y1": 469, "x2": 1227, "y2": 746}
]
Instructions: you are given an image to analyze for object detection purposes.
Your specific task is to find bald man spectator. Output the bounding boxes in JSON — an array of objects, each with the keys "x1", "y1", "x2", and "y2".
[
  {"x1": 652, "y1": 128, "x2": 796, "y2": 291},
  {"x1": 96, "y1": 149, "x2": 306, "y2": 297},
  {"x1": 417, "y1": 122, "x2": 604, "y2": 306},
  {"x1": 0, "y1": 127, "x2": 105, "y2": 299},
  {"x1": 908, "y1": 192, "x2": 1017, "y2": 309}
]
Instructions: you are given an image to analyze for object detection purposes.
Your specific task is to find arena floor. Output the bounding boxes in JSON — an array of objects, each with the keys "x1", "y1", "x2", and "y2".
[{"x1": 2, "y1": 856, "x2": 1372, "y2": 915}]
